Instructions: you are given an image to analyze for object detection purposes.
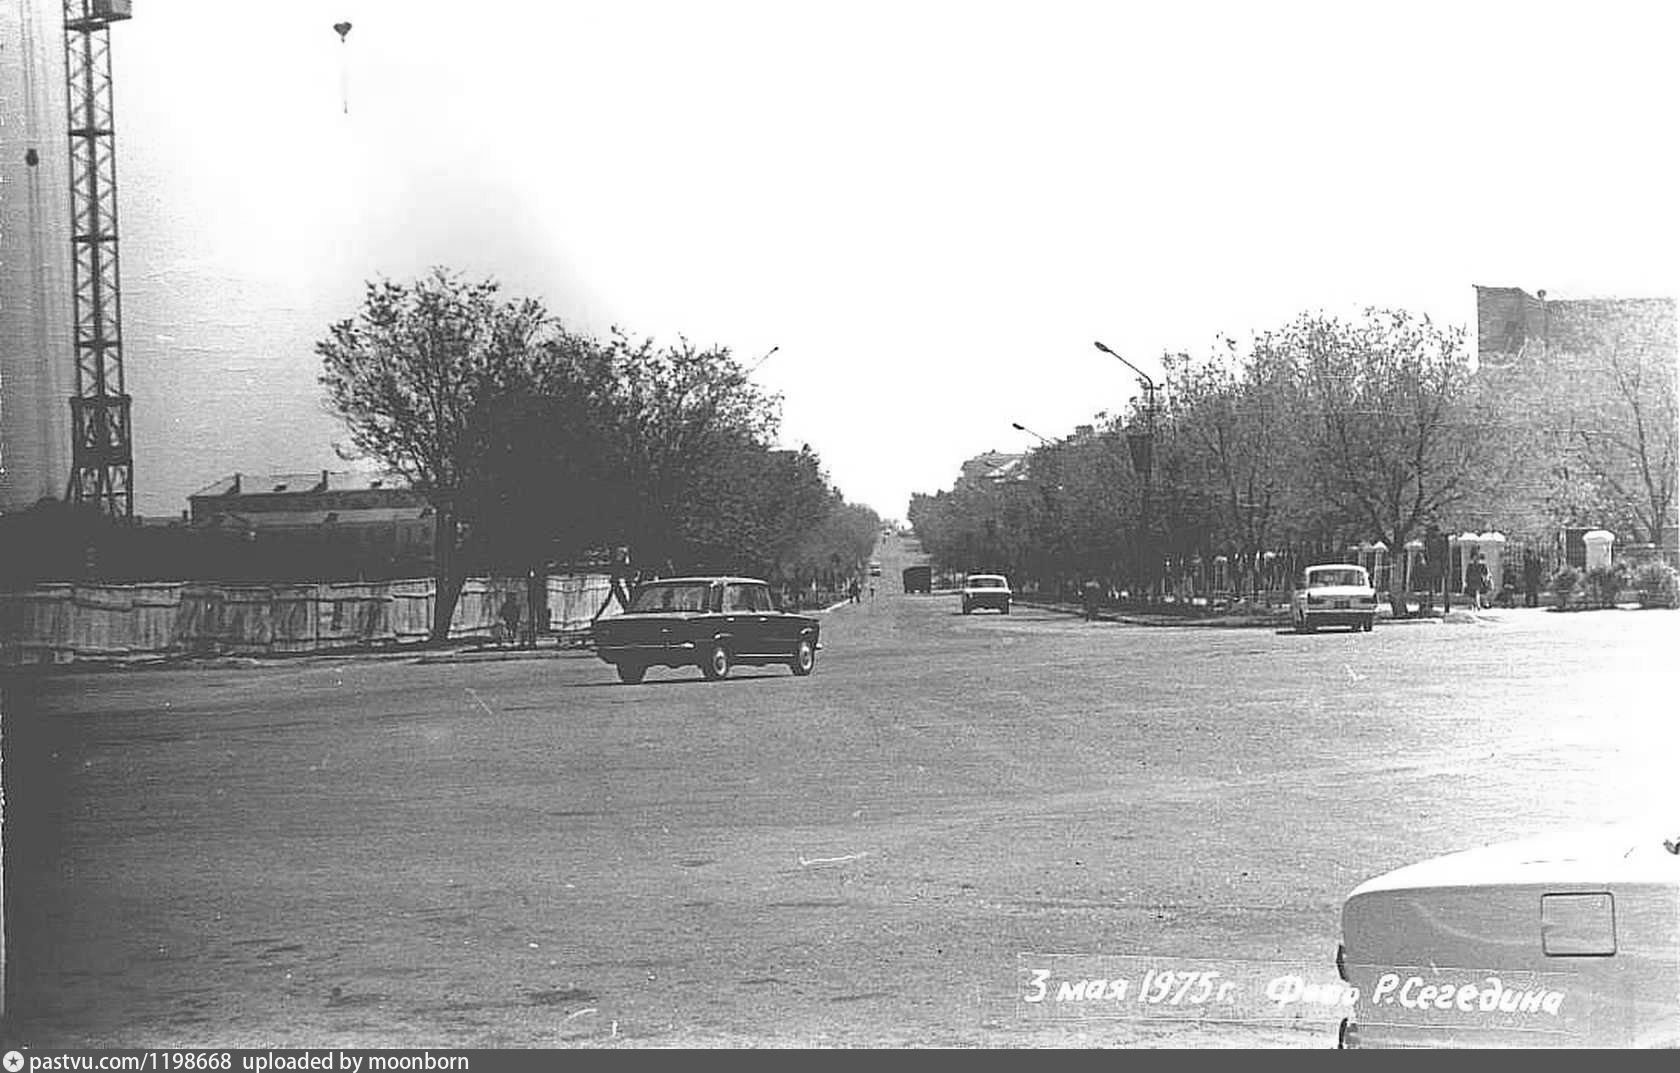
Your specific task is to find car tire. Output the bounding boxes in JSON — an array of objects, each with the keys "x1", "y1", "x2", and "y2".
[
  {"x1": 1362, "y1": 616, "x2": 1375, "y2": 632},
  {"x1": 1001, "y1": 603, "x2": 1010, "y2": 614},
  {"x1": 616, "y1": 662, "x2": 646, "y2": 684},
  {"x1": 961, "y1": 602, "x2": 971, "y2": 614},
  {"x1": 790, "y1": 637, "x2": 816, "y2": 676},
  {"x1": 700, "y1": 642, "x2": 731, "y2": 680}
]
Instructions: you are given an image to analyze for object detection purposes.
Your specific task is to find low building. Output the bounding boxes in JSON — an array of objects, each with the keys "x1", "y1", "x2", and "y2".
[{"x1": 188, "y1": 470, "x2": 434, "y2": 580}]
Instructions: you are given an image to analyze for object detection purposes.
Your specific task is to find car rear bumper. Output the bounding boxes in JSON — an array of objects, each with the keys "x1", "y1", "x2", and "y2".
[{"x1": 596, "y1": 641, "x2": 696, "y2": 664}]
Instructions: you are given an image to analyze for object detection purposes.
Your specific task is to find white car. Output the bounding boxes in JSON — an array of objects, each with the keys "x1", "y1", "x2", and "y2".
[
  {"x1": 1337, "y1": 821, "x2": 1680, "y2": 1048},
  {"x1": 1291, "y1": 563, "x2": 1378, "y2": 632},
  {"x1": 960, "y1": 574, "x2": 1011, "y2": 614}
]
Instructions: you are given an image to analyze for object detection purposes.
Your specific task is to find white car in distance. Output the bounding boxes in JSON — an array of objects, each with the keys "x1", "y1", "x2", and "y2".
[{"x1": 1291, "y1": 563, "x2": 1378, "y2": 633}]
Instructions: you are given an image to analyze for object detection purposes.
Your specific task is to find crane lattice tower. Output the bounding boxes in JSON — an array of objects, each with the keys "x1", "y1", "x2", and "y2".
[{"x1": 62, "y1": 0, "x2": 132, "y2": 518}]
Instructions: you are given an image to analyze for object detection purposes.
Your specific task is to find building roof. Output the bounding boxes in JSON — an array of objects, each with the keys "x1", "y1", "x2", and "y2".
[
  {"x1": 197, "y1": 505, "x2": 432, "y2": 531},
  {"x1": 959, "y1": 450, "x2": 1027, "y2": 483},
  {"x1": 191, "y1": 470, "x2": 413, "y2": 498}
]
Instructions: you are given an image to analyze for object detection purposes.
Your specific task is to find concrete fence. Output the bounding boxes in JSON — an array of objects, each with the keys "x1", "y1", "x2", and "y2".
[{"x1": 0, "y1": 573, "x2": 615, "y2": 666}]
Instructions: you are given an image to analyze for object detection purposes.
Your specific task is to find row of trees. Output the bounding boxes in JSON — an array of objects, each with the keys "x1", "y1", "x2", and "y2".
[
  {"x1": 318, "y1": 268, "x2": 879, "y2": 637},
  {"x1": 910, "y1": 307, "x2": 1676, "y2": 609}
]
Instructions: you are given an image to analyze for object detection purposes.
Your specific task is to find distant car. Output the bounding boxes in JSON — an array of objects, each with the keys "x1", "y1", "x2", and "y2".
[
  {"x1": 1337, "y1": 821, "x2": 1680, "y2": 1048},
  {"x1": 1291, "y1": 563, "x2": 1377, "y2": 632},
  {"x1": 868, "y1": 561, "x2": 882, "y2": 576},
  {"x1": 961, "y1": 573, "x2": 1011, "y2": 614},
  {"x1": 590, "y1": 576, "x2": 820, "y2": 684}
]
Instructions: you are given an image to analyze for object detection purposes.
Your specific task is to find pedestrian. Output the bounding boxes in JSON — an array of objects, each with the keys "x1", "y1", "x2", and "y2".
[
  {"x1": 498, "y1": 592, "x2": 521, "y2": 647},
  {"x1": 848, "y1": 578, "x2": 861, "y2": 604},
  {"x1": 1082, "y1": 577, "x2": 1100, "y2": 621},
  {"x1": 1465, "y1": 551, "x2": 1491, "y2": 610},
  {"x1": 1523, "y1": 550, "x2": 1542, "y2": 608}
]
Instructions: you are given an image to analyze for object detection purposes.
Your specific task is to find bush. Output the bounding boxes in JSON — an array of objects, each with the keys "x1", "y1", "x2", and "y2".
[
  {"x1": 1549, "y1": 565, "x2": 1579, "y2": 608},
  {"x1": 1582, "y1": 564, "x2": 1627, "y2": 608},
  {"x1": 1632, "y1": 562, "x2": 1680, "y2": 609}
]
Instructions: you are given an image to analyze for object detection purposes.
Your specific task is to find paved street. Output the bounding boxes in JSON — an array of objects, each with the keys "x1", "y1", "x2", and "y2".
[{"x1": 4, "y1": 537, "x2": 1677, "y2": 1047}]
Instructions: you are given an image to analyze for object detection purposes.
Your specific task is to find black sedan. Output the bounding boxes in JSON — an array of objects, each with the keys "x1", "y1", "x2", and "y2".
[{"x1": 590, "y1": 576, "x2": 821, "y2": 684}]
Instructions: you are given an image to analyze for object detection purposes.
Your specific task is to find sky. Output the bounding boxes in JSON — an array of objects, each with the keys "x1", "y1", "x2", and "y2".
[{"x1": 79, "y1": 0, "x2": 1680, "y2": 520}]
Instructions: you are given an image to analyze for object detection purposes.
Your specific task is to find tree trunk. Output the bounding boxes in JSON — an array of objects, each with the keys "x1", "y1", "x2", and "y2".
[{"x1": 430, "y1": 508, "x2": 463, "y2": 643}]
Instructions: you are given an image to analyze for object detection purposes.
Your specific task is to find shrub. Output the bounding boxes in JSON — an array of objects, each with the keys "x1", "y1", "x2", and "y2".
[
  {"x1": 1582, "y1": 564, "x2": 1627, "y2": 608},
  {"x1": 1549, "y1": 565, "x2": 1579, "y2": 608},
  {"x1": 1632, "y1": 561, "x2": 1680, "y2": 609}
]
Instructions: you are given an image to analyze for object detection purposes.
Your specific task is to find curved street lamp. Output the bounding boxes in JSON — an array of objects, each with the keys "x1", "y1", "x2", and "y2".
[
  {"x1": 1010, "y1": 421, "x2": 1052, "y2": 446},
  {"x1": 1094, "y1": 340, "x2": 1162, "y2": 602}
]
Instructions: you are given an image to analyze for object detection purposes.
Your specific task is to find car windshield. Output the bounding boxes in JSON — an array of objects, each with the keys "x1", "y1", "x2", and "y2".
[
  {"x1": 627, "y1": 582, "x2": 712, "y2": 613},
  {"x1": 1305, "y1": 568, "x2": 1367, "y2": 588},
  {"x1": 968, "y1": 576, "x2": 1007, "y2": 588}
]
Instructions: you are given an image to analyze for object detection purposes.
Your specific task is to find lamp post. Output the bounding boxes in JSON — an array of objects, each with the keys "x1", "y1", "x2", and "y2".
[
  {"x1": 1011, "y1": 421, "x2": 1052, "y2": 446},
  {"x1": 1094, "y1": 340, "x2": 1161, "y2": 602}
]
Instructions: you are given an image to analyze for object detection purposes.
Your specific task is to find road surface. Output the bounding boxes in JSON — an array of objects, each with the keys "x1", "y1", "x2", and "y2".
[{"x1": 4, "y1": 536, "x2": 1675, "y2": 1047}]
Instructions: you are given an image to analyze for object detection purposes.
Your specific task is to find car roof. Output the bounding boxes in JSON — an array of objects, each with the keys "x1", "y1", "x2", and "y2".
[
  {"x1": 638, "y1": 576, "x2": 768, "y2": 586},
  {"x1": 966, "y1": 574, "x2": 1009, "y2": 582}
]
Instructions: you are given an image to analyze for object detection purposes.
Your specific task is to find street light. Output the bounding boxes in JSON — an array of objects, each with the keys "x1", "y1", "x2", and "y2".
[
  {"x1": 1011, "y1": 421, "x2": 1052, "y2": 446},
  {"x1": 1094, "y1": 340, "x2": 1161, "y2": 602}
]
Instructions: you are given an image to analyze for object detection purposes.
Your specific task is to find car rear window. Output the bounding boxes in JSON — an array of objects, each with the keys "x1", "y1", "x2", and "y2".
[
  {"x1": 628, "y1": 583, "x2": 712, "y2": 613},
  {"x1": 968, "y1": 576, "x2": 1007, "y2": 587},
  {"x1": 1304, "y1": 568, "x2": 1367, "y2": 587}
]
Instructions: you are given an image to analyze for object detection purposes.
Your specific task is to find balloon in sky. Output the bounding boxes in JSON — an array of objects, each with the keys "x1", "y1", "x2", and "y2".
[{"x1": 333, "y1": 22, "x2": 353, "y2": 114}]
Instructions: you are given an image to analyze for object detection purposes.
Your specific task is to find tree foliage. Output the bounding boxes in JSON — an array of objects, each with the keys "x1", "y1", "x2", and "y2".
[{"x1": 317, "y1": 269, "x2": 874, "y2": 634}]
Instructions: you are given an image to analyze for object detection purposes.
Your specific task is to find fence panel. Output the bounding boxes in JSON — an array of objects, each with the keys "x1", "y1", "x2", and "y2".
[{"x1": 1, "y1": 573, "x2": 612, "y2": 666}]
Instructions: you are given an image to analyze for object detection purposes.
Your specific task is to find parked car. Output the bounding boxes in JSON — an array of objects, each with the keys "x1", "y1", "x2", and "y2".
[
  {"x1": 1337, "y1": 821, "x2": 1680, "y2": 1048},
  {"x1": 590, "y1": 576, "x2": 820, "y2": 684},
  {"x1": 1291, "y1": 563, "x2": 1378, "y2": 632},
  {"x1": 960, "y1": 573, "x2": 1012, "y2": 614},
  {"x1": 902, "y1": 565, "x2": 933, "y2": 594}
]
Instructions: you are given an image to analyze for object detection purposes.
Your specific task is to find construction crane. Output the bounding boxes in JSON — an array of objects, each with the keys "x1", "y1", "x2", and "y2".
[{"x1": 62, "y1": 0, "x2": 133, "y2": 519}]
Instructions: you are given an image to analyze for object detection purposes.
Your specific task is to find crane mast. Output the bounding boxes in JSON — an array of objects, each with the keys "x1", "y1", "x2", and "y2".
[{"x1": 62, "y1": 0, "x2": 132, "y2": 519}]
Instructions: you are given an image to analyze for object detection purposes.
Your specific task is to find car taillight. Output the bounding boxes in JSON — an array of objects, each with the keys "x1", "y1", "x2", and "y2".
[{"x1": 1308, "y1": 594, "x2": 1327, "y2": 606}]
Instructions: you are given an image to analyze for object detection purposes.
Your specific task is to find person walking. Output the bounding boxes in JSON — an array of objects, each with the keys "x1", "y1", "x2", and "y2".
[
  {"x1": 1523, "y1": 550, "x2": 1542, "y2": 608},
  {"x1": 1465, "y1": 551, "x2": 1491, "y2": 610}
]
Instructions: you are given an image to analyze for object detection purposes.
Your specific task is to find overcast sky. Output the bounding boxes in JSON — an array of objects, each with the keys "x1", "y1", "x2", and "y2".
[{"x1": 102, "y1": 0, "x2": 1680, "y2": 519}]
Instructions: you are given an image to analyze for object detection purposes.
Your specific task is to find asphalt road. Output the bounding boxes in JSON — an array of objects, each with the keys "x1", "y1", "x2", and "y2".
[{"x1": 4, "y1": 536, "x2": 1676, "y2": 1048}]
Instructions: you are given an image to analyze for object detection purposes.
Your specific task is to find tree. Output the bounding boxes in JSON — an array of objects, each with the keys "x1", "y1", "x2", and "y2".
[
  {"x1": 1279, "y1": 309, "x2": 1516, "y2": 612},
  {"x1": 1161, "y1": 338, "x2": 1306, "y2": 583},
  {"x1": 317, "y1": 268, "x2": 552, "y2": 640},
  {"x1": 1566, "y1": 306, "x2": 1677, "y2": 549},
  {"x1": 594, "y1": 332, "x2": 783, "y2": 572}
]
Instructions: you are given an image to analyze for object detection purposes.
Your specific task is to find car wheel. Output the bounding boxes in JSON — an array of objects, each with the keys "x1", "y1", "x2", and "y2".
[
  {"x1": 961, "y1": 602, "x2": 971, "y2": 614},
  {"x1": 1001, "y1": 602, "x2": 1010, "y2": 614},
  {"x1": 700, "y1": 642, "x2": 731, "y2": 680},
  {"x1": 616, "y1": 662, "x2": 646, "y2": 684},
  {"x1": 790, "y1": 637, "x2": 816, "y2": 676},
  {"x1": 1362, "y1": 616, "x2": 1375, "y2": 632}
]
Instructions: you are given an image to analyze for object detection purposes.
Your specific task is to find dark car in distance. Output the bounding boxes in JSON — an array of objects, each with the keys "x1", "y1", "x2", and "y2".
[{"x1": 590, "y1": 576, "x2": 821, "y2": 684}]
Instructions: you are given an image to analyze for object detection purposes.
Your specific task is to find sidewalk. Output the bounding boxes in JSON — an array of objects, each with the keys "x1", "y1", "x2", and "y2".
[{"x1": 1015, "y1": 594, "x2": 1528, "y2": 628}]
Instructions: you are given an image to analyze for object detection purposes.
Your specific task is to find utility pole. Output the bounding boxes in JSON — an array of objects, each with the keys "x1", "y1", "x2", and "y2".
[{"x1": 63, "y1": 0, "x2": 134, "y2": 520}]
